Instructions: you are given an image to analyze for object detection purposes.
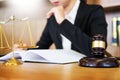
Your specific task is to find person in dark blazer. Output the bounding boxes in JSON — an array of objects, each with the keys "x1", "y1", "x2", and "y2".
[{"x1": 36, "y1": 0, "x2": 107, "y2": 57}]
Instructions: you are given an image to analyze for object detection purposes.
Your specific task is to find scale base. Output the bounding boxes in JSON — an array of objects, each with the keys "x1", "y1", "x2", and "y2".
[
  {"x1": 3, "y1": 57, "x2": 23, "y2": 66},
  {"x1": 79, "y1": 57, "x2": 119, "y2": 68}
]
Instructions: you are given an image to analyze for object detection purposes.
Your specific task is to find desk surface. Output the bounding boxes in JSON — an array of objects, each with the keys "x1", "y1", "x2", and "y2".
[{"x1": 0, "y1": 61, "x2": 120, "y2": 80}]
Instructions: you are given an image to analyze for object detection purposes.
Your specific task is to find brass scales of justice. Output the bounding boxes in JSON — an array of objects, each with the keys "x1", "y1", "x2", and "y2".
[
  {"x1": 0, "y1": 16, "x2": 36, "y2": 66},
  {"x1": 0, "y1": 22, "x2": 10, "y2": 50},
  {"x1": 17, "y1": 17, "x2": 36, "y2": 49}
]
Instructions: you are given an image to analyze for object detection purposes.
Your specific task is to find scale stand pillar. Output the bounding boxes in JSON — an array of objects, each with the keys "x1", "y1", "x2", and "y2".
[{"x1": 3, "y1": 16, "x2": 23, "y2": 66}]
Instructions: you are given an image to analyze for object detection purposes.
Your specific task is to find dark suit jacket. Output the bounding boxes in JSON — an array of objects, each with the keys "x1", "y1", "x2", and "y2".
[{"x1": 36, "y1": 2, "x2": 107, "y2": 57}]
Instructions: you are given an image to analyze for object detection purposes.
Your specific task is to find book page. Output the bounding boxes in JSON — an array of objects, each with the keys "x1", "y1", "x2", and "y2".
[
  {"x1": 20, "y1": 51, "x2": 49, "y2": 63},
  {"x1": 20, "y1": 50, "x2": 86, "y2": 64},
  {"x1": 0, "y1": 49, "x2": 86, "y2": 64},
  {"x1": 0, "y1": 50, "x2": 25, "y2": 61}
]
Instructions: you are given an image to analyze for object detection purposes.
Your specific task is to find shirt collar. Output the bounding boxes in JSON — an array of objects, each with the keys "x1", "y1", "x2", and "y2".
[{"x1": 65, "y1": 0, "x2": 80, "y2": 24}]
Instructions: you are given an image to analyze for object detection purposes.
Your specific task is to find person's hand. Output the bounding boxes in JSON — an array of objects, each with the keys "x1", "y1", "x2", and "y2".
[{"x1": 47, "y1": 6, "x2": 65, "y2": 24}]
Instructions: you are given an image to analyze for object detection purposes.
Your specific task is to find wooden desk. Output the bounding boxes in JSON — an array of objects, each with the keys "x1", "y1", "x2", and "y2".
[{"x1": 0, "y1": 62, "x2": 120, "y2": 80}]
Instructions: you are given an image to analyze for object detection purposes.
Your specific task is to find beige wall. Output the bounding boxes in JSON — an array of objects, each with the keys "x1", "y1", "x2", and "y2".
[{"x1": 0, "y1": 0, "x2": 52, "y2": 48}]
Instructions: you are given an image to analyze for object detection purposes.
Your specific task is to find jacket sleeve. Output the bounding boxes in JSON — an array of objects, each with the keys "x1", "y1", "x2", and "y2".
[
  {"x1": 58, "y1": 6, "x2": 107, "y2": 56},
  {"x1": 36, "y1": 20, "x2": 53, "y2": 49}
]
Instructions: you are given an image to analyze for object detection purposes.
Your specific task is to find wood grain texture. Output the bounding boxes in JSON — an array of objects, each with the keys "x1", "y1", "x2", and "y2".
[{"x1": 0, "y1": 62, "x2": 120, "y2": 80}]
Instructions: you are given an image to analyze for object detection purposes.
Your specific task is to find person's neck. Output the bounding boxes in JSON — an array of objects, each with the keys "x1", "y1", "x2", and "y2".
[{"x1": 64, "y1": 0, "x2": 77, "y2": 15}]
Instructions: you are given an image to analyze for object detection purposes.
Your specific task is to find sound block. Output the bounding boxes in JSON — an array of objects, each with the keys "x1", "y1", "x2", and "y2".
[{"x1": 79, "y1": 57, "x2": 119, "y2": 68}]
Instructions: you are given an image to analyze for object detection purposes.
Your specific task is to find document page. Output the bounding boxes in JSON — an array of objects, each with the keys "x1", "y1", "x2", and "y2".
[
  {"x1": 0, "y1": 50, "x2": 25, "y2": 60},
  {"x1": 0, "y1": 49, "x2": 86, "y2": 64},
  {"x1": 20, "y1": 50, "x2": 86, "y2": 63}
]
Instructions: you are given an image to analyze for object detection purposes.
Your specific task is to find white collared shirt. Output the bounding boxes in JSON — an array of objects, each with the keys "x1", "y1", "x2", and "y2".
[{"x1": 61, "y1": 0, "x2": 80, "y2": 49}]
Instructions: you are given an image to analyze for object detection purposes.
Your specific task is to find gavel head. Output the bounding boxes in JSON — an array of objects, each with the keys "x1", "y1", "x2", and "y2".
[{"x1": 92, "y1": 34, "x2": 106, "y2": 58}]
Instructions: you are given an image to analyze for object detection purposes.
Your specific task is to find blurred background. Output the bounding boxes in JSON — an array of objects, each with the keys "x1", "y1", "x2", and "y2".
[{"x1": 0, "y1": 0, "x2": 120, "y2": 56}]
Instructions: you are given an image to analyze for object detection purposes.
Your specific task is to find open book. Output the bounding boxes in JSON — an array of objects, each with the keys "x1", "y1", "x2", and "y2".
[{"x1": 0, "y1": 50, "x2": 86, "y2": 64}]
